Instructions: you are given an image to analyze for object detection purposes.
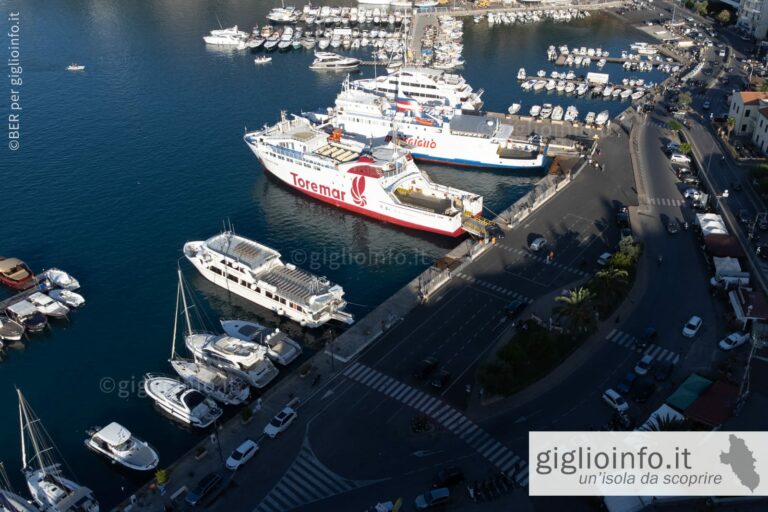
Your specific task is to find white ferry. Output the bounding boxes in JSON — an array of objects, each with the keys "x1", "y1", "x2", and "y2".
[
  {"x1": 243, "y1": 113, "x2": 487, "y2": 237},
  {"x1": 184, "y1": 231, "x2": 354, "y2": 327},
  {"x1": 353, "y1": 67, "x2": 484, "y2": 111},
  {"x1": 329, "y1": 83, "x2": 545, "y2": 170}
]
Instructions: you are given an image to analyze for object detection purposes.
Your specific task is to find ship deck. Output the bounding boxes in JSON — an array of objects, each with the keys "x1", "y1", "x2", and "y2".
[
  {"x1": 395, "y1": 189, "x2": 453, "y2": 214},
  {"x1": 314, "y1": 142, "x2": 361, "y2": 163},
  {"x1": 258, "y1": 265, "x2": 336, "y2": 306}
]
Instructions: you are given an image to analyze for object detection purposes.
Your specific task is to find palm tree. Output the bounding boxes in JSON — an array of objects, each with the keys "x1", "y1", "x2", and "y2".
[
  {"x1": 726, "y1": 117, "x2": 736, "y2": 139},
  {"x1": 640, "y1": 415, "x2": 690, "y2": 431},
  {"x1": 554, "y1": 287, "x2": 596, "y2": 334},
  {"x1": 592, "y1": 268, "x2": 629, "y2": 302}
]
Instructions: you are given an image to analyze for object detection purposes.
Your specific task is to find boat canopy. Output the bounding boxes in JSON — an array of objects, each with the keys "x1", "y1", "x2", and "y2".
[
  {"x1": 6, "y1": 301, "x2": 37, "y2": 317},
  {"x1": 0, "y1": 258, "x2": 25, "y2": 272},
  {"x1": 95, "y1": 422, "x2": 132, "y2": 447},
  {"x1": 207, "y1": 233, "x2": 280, "y2": 271}
]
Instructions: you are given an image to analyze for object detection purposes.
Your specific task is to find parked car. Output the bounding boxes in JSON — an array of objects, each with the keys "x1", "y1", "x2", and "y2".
[
  {"x1": 602, "y1": 388, "x2": 629, "y2": 413},
  {"x1": 682, "y1": 175, "x2": 701, "y2": 187},
  {"x1": 684, "y1": 188, "x2": 702, "y2": 200},
  {"x1": 432, "y1": 466, "x2": 465, "y2": 488},
  {"x1": 671, "y1": 153, "x2": 692, "y2": 164},
  {"x1": 413, "y1": 357, "x2": 438, "y2": 380},
  {"x1": 415, "y1": 488, "x2": 450, "y2": 510},
  {"x1": 616, "y1": 372, "x2": 637, "y2": 394},
  {"x1": 739, "y1": 209, "x2": 752, "y2": 224},
  {"x1": 505, "y1": 299, "x2": 527, "y2": 318},
  {"x1": 597, "y1": 252, "x2": 613, "y2": 266},
  {"x1": 226, "y1": 439, "x2": 259, "y2": 470},
  {"x1": 654, "y1": 360, "x2": 676, "y2": 381},
  {"x1": 703, "y1": 100, "x2": 710, "y2": 109},
  {"x1": 667, "y1": 219, "x2": 680, "y2": 234},
  {"x1": 634, "y1": 354, "x2": 654, "y2": 376},
  {"x1": 185, "y1": 473, "x2": 222, "y2": 506},
  {"x1": 529, "y1": 237, "x2": 547, "y2": 252},
  {"x1": 719, "y1": 331, "x2": 750, "y2": 351},
  {"x1": 665, "y1": 142, "x2": 680, "y2": 153},
  {"x1": 616, "y1": 206, "x2": 630, "y2": 226},
  {"x1": 431, "y1": 369, "x2": 452, "y2": 390},
  {"x1": 263, "y1": 407, "x2": 298, "y2": 438},
  {"x1": 682, "y1": 316, "x2": 703, "y2": 338}
]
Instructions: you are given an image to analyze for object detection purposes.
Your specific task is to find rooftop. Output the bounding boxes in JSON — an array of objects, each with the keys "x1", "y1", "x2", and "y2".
[
  {"x1": 738, "y1": 91, "x2": 768, "y2": 105},
  {"x1": 206, "y1": 233, "x2": 280, "y2": 271}
]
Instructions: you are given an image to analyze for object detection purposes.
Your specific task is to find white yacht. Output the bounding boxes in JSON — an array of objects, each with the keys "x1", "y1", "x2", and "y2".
[
  {"x1": 184, "y1": 232, "x2": 353, "y2": 328},
  {"x1": 539, "y1": 103, "x2": 553, "y2": 119},
  {"x1": 602, "y1": 84, "x2": 614, "y2": 97},
  {"x1": 184, "y1": 333, "x2": 279, "y2": 388},
  {"x1": 551, "y1": 105, "x2": 564, "y2": 121},
  {"x1": 576, "y1": 83, "x2": 588, "y2": 96},
  {"x1": 143, "y1": 375, "x2": 222, "y2": 428},
  {"x1": 66, "y1": 64, "x2": 85, "y2": 72},
  {"x1": 48, "y1": 289, "x2": 85, "y2": 309},
  {"x1": 517, "y1": 68, "x2": 526, "y2": 80},
  {"x1": 585, "y1": 111, "x2": 596, "y2": 124},
  {"x1": 84, "y1": 423, "x2": 159, "y2": 471},
  {"x1": 309, "y1": 52, "x2": 360, "y2": 70},
  {"x1": 595, "y1": 110, "x2": 610, "y2": 126},
  {"x1": 221, "y1": 319, "x2": 302, "y2": 366},
  {"x1": 353, "y1": 67, "x2": 484, "y2": 111},
  {"x1": 27, "y1": 292, "x2": 69, "y2": 319},
  {"x1": 18, "y1": 390, "x2": 99, "y2": 512},
  {"x1": 507, "y1": 103, "x2": 521, "y2": 115},
  {"x1": 43, "y1": 269, "x2": 80, "y2": 290},
  {"x1": 564, "y1": 106, "x2": 578, "y2": 122},
  {"x1": 203, "y1": 26, "x2": 248, "y2": 45},
  {"x1": 529, "y1": 104, "x2": 542, "y2": 117}
]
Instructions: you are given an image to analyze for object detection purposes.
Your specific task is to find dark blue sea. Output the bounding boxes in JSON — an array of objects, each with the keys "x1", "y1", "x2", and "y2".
[{"x1": 0, "y1": 1, "x2": 660, "y2": 504}]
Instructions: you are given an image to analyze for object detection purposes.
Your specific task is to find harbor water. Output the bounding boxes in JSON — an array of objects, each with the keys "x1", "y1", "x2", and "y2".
[{"x1": 2, "y1": 0, "x2": 658, "y2": 504}]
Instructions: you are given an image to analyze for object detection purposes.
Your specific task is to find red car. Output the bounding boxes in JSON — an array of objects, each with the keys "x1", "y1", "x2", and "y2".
[{"x1": 0, "y1": 257, "x2": 34, "y2": 290}]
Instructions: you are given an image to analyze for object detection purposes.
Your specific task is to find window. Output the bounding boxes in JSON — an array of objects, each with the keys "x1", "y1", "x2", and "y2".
[
  {"x1": 227, "y1": 274, "x2": 238, "y2": 283},
  {"x1": 211, "y1": 267, "x2": 223, "y2": 275},
  {"x1": 743, "y1": 124, "x2": 748, "y2": 132},
  {"x1": 746, "y1": 110, "x2": 751, "y2": 118}
]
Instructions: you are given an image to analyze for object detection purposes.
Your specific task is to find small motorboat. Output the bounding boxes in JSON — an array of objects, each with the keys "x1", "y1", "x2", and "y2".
[
  {"x1": 0, "y1": 314, "x2": 25, "y2": 342},
  {"x1": 27, "y1": 292, "x2": 69, "y2": 319},
  {"x1": 551, "y1": 105, "x2": 564, "y2": 121},
  {"x1": 539, "y1": 103, "x2": 553, "y2": 119},
  {"x1": 66, "y1": 64, "x2": 85, "y2": 71},
  {"x1": 595, "y1": 110, "x2": 610, "y2": 126},
  {"x1": 254, "y1": 56, "x2": 273, "y2": 64},
  {"x1": 0, "y1": 257, "x2": 34, "y2": 290},
  {"x1": 143, "y1": 374, "x2": 222, "y2": 428},
  {"x1": 5, "y1": 301, "x2": 47, "y2": 333},
  {"x1": 221, "y1": 319, "x2": 303, "y2": 366},
  {"x1": 85, "y1": 422, "x2": 159, "y2": 471},
  {"x1": 48, "y1": 289, "x2": 85, "y2": 309},
  {"x1": 508, "y1": 103, "x2": 521, "y2": 115},
  {"x1": 564, "y1": 105, "x2": 579, "y2": 122},
  {"x1": 517, "y1": 68, "x2": 526, "y2": 80},
  {"x1": 529, "y1": 104, "x2": 542, "y2": 117},
  {"x1": 43, "y1": 268, "x2": 80, "y2": 290},
  {"x1": 585, "y1": 111, "x2": 596, "y2": 124}
]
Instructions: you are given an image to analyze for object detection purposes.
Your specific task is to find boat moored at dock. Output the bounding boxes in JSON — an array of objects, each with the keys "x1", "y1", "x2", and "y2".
[
  {"x1": 143, "y1": 375, "x2": 222, "y2": 428},
  {"x1": 84, "y1": 423, "x2": 159, "y2": 471},
  {"x1": 221, "y1": 319, "x2": 303, "y2": 366},
  {"x1": 0, "y1": 258, "x2": 34, "y2": 290},
  {"x1": 244, "y1": 113, "x2": 487, "y2": 237},
  {"x1": 184, "y1": 232, "x2": 353, "y2": 327}
]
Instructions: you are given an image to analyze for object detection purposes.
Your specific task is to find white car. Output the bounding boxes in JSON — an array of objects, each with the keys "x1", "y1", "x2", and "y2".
[
  {"x1": 718, "y1": 331, "x2": 750, "y2": 351},
  {"x1": 682, "y1": 316, "x2": 703, "y2": 338},
  {"x1": 529, "y1": 237, "x2": 547, "y2": 252},
  {"x1": 263, "y1": 407, "x2": 297, "y2": 438},
  {"x1": 597, "y1": 252, "x2": 613, "y2": 266},
  {"x1": 670, "y1": 153, "x2": 691, "y2": 164},
  {"x1": 602, "y1": 388, "x2": 629, "y2": 413},
  {"x1": 634, "y1": 354, "x2": 654, "y2": 376},
  {"x1": 226, "y1": 439, "x2": 259, "y2": 470},
  {"x1": 683, "y1": 188, "x2": 701, "y2": 200}
]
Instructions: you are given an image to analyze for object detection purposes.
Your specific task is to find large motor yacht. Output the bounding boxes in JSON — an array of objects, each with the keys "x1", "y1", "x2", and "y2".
[{"x1": 309, "y1": 52, "x2": 360, "y2": 70}]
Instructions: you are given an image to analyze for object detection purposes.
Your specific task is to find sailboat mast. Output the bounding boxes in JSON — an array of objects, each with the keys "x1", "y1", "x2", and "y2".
[
  {"x1": 17, "y1": 390, "x2": 46, "y2": 474},
  {"x1": 18, "y1": 391, "x2": 27, "y2": 470},
  {"x1": 178, "y1": 269, "x2": 193, "y2": 336},
  {"x1": 171, "y1": 278, "x2": 181, "y2": 359}
]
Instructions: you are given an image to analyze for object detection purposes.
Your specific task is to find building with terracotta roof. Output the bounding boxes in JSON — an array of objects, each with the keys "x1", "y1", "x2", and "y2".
[{"x1": 728, "y1": 91, "x2": 768, "y2": 137}]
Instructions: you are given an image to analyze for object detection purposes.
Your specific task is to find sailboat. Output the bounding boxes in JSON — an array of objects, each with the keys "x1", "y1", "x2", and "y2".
[
  {"x1": 170, "y1": 271, "x2": 250, "y2": 405},
  {"x1": 17, "y1": 389, "x2": 99, "y2": 512},
  {"x1": 1, "y1": 462, "x2": 38, "y2": 512}
]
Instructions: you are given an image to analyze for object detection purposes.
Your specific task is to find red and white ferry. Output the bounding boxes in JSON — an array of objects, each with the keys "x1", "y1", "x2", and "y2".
[{"x1": 244, "y1": 113, "x2": 485, "y2": 237}]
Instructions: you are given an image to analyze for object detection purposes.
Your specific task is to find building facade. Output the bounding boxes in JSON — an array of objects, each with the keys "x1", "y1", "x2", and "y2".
[
  {"x1": 738, "y1": 0, "x2": 768, "y2": 39},
  {"x1": 728, "y1": 92, "x2": 768, "y2": 137}
]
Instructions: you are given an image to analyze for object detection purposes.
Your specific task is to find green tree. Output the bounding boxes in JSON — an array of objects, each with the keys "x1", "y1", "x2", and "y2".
[
  {"x1": 759, "y1": 81, "x2": 768, "y2": 92},
  {"x1": 590, "y1": 268, "x2": 630, "y2": 310},
  {"x1": 678, "y1": 92, "x2": 693, "y2": 107},
  {"x1": 717, "y1": 9, "x2": 731, "y2": 24},
  {"x1": 618, "y1": 237, "x2": 641, "y2": 262},
  {"x1": 694, "y1": 1, "x2": 708, "y2": 16},
  {"x1": 554, "y1": 287, "x2": 596, "y2": 334},
  {"x1": 726, "y1": 116, "x2": 736, "y2": 137},
  {"x1": 667, "y1": 119, "x2": 683, "y2": 131},
  {"x1": 678, "y1": 142, "x2": 692, "y2": 155},
  {"x1": 685, "y1": 0, "x2": 694, "y2": 8}
]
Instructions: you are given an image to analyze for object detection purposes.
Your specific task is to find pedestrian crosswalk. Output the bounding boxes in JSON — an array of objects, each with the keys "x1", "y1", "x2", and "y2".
[
  {"x1": 453, "y1": 271, "x2": 533, "y2": 303},
  {"x1": 343, "y1": 362, "x2": 529, "y2": 485},
  {"x1": 646, "y1": 197, "x2": 685, "y2": 207},
  {"x1": 255, "y1": 439, "x2": 385, "y2": 512},
  {"x1": 497, "y1": 244, "x2": 590, "y2": 278},
  {"x1": 605, "y1": 329, "x2": 681, "y2": 364}
]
